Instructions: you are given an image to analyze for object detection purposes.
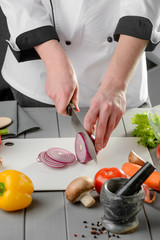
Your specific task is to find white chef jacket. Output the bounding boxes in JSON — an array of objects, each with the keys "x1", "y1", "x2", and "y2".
[{"x1": 1, "y1": 0, "x2": 160, "y2": 107}]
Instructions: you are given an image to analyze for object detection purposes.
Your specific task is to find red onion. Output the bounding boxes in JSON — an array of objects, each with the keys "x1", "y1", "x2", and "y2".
[
  {"x1": 75, "y1": 132, "x2": 97, "y2": 164},
  {"x1": 37, "y1": 148, "x2": 76, "y2": 168},
  {"x1": 47, "y1": 147, "x2": 76, "y2": 163},
  {"x1": 37, "y1": 151, "x2": 66, "y2": 168}
]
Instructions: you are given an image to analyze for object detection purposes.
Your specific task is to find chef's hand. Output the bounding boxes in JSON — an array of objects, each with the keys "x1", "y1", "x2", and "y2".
[
  {"x1": 84, "y1": 35, "x2": 149, "y2": 151},
  {"x1": 35, "y1": 40, "x2": 79, "y2": 115},
  {"x1": 84, "y1": 79, "x2": 126, "y2": 151}
]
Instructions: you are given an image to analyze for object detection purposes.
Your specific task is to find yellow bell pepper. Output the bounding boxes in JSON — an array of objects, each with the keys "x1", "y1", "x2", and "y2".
[{"x1": 0, "y1": 170, "x2": 34, "y2": 211}]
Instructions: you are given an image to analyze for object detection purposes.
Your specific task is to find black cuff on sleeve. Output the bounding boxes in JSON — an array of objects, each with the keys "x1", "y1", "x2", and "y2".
[
  {"x1": 11, "y1": 25, "x2": 59, "y2": 62},
  {"x1": 16, "y1": 25, "x2": 59, "y2": 50},
  {"x1": 9, "y1": 45, "x2": 41, "y2": 62},
  {"x1": 114, "y1": 16, "x2": 158, "y2": 51}
]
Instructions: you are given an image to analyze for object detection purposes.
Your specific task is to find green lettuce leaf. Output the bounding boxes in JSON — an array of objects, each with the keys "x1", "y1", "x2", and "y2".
[{"x1": 131, "y1": 111, "x2": 159, "y2": 148}]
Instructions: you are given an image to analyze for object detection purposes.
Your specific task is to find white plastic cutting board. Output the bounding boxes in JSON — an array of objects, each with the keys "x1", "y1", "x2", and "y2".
[{"x1": 0, "y1": 137, "x2": 153, "y2": 190}]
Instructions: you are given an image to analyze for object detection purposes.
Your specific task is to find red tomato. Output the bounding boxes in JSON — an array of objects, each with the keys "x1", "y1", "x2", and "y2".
[
  {"x1": 94, "y1": 167, "x2": 127, "y2": 194},
  {"x1": 157, "y1": 144, "x2": 160, "y2": 166}
]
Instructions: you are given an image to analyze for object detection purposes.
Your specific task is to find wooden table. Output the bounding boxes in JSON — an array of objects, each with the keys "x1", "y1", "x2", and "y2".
[{"x1": 0, "y1": 106, "x2": 160, "y2": 240}]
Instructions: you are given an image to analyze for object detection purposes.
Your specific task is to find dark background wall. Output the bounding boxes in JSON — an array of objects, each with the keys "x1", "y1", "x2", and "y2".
[{"x1": 0, "y1": 7, "x2": 13, "y2": 100}]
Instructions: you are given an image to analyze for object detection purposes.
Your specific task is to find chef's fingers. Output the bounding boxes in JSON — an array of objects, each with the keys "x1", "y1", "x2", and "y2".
[
  {"x1": 56, "y1": 84, "x2": 79, "y2": 116},
  {"x1": 56, "y1": 94, "x2": 73, "y2": 116},
  {"x1": 95, "y1": 108, "x2": 111, "y2": 151},
  {"x1": 103, "y1": 113, "x2": 122, "y2": 148},
  {"x1": 56, "y1": 99, "x2": 68, "y2": 116},
  {"x1": 103, "y1": 115, "x2": 117, "y2": 148},
  {"x1": 71, "y1": 85, "x2": 80, "y2": 112},
  {"x1": 84, "y1": 107, "x2": 99, "y2": 135}
]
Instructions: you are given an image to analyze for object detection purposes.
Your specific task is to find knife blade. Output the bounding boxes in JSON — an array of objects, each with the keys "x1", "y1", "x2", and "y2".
[{"x1": 67, "y1": 103, "x2": 97, "y2": 163}]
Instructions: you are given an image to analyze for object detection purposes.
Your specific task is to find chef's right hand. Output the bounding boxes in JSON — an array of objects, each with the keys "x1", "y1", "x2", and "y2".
[{"x1": 35, "y1": 40, "x2": 79, "y2": 115}]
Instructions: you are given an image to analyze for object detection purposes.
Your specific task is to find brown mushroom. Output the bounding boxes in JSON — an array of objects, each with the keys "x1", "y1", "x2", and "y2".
[
  {"x1": 128, "y1": 151, "x2": 145, "y2": 166},
  {"x1": 65, "y1": 176, "x2": 96, "y2": 207}
]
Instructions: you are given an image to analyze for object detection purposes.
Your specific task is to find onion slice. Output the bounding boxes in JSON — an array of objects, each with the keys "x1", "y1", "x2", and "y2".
[
  {"x1": 142, "y1": 184, "x2": 156, "y2": 204},
  {"x1": 37, "y1": 151, "x2": 66, "y2": 168},
  {"x1": 47, "y1": 147, "x2": 76, "y2": 164},
  {"x1": 75, "y1": 132, "x2": 97, "y2": 164}
]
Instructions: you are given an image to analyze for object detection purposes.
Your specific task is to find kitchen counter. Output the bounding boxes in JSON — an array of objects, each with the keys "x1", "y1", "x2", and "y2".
[{"x1": 0, "y1": 106, "x2": 160, "y2": 240}]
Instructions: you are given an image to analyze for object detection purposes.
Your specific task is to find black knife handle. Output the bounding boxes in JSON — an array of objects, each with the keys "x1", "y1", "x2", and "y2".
[{"x1": 67, "y1": 102, "x2": 75, "y2": 116}]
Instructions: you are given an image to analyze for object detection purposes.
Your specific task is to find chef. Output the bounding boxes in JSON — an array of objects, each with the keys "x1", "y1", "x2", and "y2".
[{"x1": 1, "y1": 0, "x2": 160, "y2": 151}]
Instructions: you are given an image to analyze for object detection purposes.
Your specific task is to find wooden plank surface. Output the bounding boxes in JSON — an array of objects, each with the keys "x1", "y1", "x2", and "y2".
[
  {"x1": 64, "y1": 191, "x2": 151, "y2": 240},
  {"x1": 122, "y1": 107, "x2": 148, "y2": 137},
  {"x1": 0, "y1": 209, "x2": 24, "y2": 240},
  {"x1": 24, "y1": 106, "x2": 160, "y2": 240},
  {"x1": 0, "y1": 120, "x2": 25, "y2": 240},
  {"x1": 1, "y1": 106, "x2": 160, "y2": 240},
  {"x1": 144, "y1": 192, "x2": 160, "y2": 240},
  {"x1": 25, "y1": 192, "x2": 67, "y2": 240},
  {"x1": 58, "y1": 107, "x2": 125, "y2": 137},
  {"x1": 24, "y1": 108, "x2": 59, "y2": 138},
  {"x1": 123, "y1": 107, "x2": 160, "y2": 240}
]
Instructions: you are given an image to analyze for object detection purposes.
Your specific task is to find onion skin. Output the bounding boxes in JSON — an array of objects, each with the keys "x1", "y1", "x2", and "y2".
[
  {"x1": 142, "y1": 184, "x2": 156, "y2": 204},
  {"x1": 75, "y1": 132, "x2": 98, "y2": 164},
  {"x1": 128, "y1": 151, "x2": 145, "y2": 166}
]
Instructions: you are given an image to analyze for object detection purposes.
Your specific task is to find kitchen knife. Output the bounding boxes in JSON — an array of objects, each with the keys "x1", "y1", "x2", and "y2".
[{"x1": 67, "y1": 103, "x2": 97, "y2": 163}]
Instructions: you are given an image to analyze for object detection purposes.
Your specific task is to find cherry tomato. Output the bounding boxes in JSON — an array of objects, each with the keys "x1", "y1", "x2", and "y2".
[
  {"x1": 156, "y1": 144, "x2": 160, "y2": 166},
  {"x1": 94, "y1": 167, "x2": 127, "y2": 194}
]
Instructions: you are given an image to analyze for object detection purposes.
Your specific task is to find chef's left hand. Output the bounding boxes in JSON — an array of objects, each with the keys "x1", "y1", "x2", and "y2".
[
  {"x1": 84, "y1": 79, "x2": 126, "y2": 151},
  {"x1": 84, "y1": 35, "x2": 149, "y2": 151}
]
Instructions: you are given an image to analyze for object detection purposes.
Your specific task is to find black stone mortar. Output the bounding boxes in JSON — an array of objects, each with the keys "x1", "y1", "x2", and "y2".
[{"x1": 100, "y1": 178, "x2": 145, "y2": 234}]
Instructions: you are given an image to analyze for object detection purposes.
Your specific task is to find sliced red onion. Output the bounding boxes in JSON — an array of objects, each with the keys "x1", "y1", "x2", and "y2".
[
  {"x1": 37, "y1": 151, "x2": 66, "y2": 168},
  {"x1": 142, "y1": 184, "x2": 156, "y2": 204},
  {"x1": 47, "y1": 147, "x2": 76, "y2": 163},
  {"x1": 75, "y1": 132, "x2": 97, "y2": 164}
]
